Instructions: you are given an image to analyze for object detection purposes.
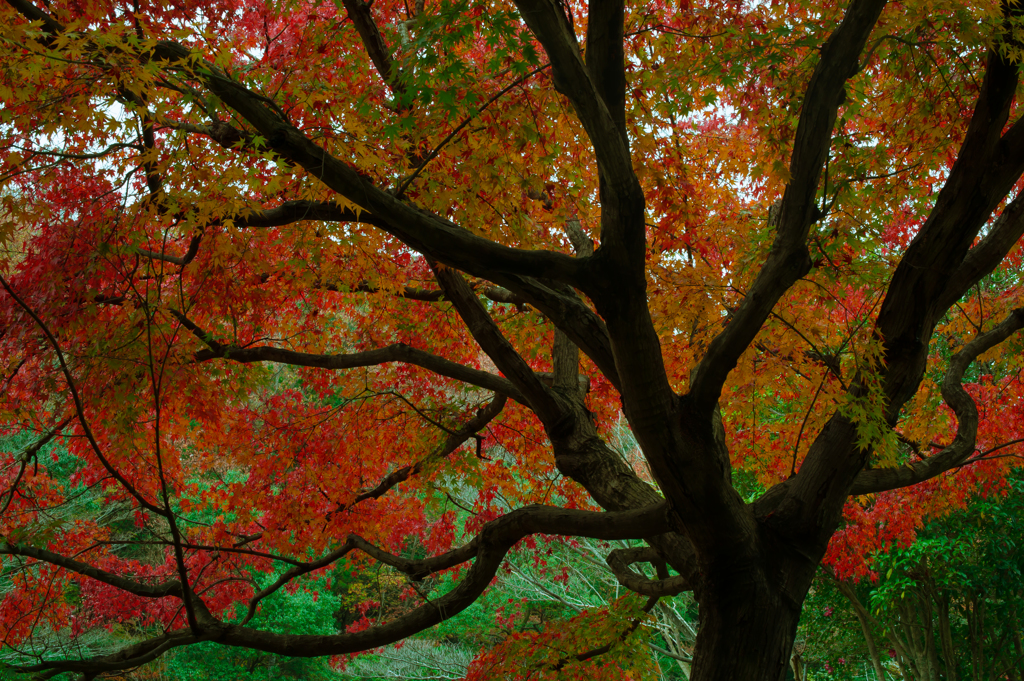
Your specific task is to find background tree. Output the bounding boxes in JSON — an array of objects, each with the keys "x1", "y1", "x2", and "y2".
[
  {"x1": 824, "y1": 472, "x2": 1024, "y2": 681},
  {"x1": 2, "y1": 0, "x2": 1024, "y2": 678}
]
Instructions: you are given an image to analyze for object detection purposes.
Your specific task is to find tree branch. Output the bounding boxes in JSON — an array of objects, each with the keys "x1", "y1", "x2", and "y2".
[
  {"x1": 0, "y1": 274, "x2": 168, "y2": 518},
  {"x1": 136, "y1": 230, "x2": 203, "y2": 267},
  {"x1": 550, "y1": 594, "x2": 660, "y2": 671},
  {"x1": 341, "y1": 0, "x2": 403, "y2": 97},
  {"x1": 511, "y1": 0, "x2": 642, "y2": 260},
  {"x1": 327, "y1": 278, "x2": 526, "y2": 307},
  {"x1": 148, "y1": 41, "x2": 586, "y2": 287},
  {"x1": 937, "y1": 187, "x2": 1024, "y2": 315},
  {"x1": 430, "y1": 263, "x2": 564, "y2": 424},
  {"x1": 552, "y1": 219, "x2": 594, "y2": 394},
  {"x1": 1, "y1": 416, "x2": 73, "y2": 514},
  {"x1": 489, "y1": 272, "x2": 622, "y2": 392},
  {"x1": 2, "y1": 3, "x2": 588, "y2": 288},
  {"x1": 173, "y1": 309, "x2": 527, "y2": 403},
  {"x1": 606, "y1": 546, "x2": 691, "y2": 597},
  {"x1": 872, "y1": 11, "x2": 1024, "y2": 419},
  {"x1": 337, "y1": 394, "x2": 506, "y2": 512},
  {"x1": 17, "y1": 630, "x2": 211, "y2": 676},
  {"x1": 779, "y1": 7, "x2": 1024, "y2": 528},
  {"x1": 0, "y1": 543, "x2": 183, "y2": 599},
  {"x1": 585, "y1": 0, "x2": 627, "y2": 135},
  {"x1": 240, "y1": 538, "x2": 358, "y2": 625},
  {"x1": 851, "y1": 307, "x2": 1024, "y2": 494},
  {"x1": 688, "y1": 0, "x2": 887, "y2": 413},
  {"x1": 26, "y1": 503, "x2": 671, "y2": 676}
]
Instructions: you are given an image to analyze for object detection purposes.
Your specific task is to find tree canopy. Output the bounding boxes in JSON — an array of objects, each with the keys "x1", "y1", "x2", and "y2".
[{"x1": 1, "y1": 0, "x2": 1024, "y2": 678}]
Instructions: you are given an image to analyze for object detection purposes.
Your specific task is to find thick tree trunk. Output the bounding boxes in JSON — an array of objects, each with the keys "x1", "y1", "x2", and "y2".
[{"x1": 688, "y1": 568, "x2": 806, "y2": 681}]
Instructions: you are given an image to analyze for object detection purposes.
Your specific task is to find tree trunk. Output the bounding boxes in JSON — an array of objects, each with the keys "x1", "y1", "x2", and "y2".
[
  {"x1": 1013, "y1": 628, "x2": 1024, "y2": 679},
  {"x1": 966, "y1": 591, "x2": 986, "y2": 681},
  {"x1": 687, "y1": 571, "x2": 805, "y2": 681},
  {"x1": 936, "y1": 591, "x2": 957, "y2": 681},
  {"x1": 898, "y1": 596, "x2": 929, "y2": 681},
  {"x1": 921, "y1": 591, "x2": 940, "y2": 681}
]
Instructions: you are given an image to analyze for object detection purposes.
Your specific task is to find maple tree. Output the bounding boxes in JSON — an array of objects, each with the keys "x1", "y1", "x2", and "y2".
[{"x1": 2, "y1": 0, "x2": 1024, "y2": 676}]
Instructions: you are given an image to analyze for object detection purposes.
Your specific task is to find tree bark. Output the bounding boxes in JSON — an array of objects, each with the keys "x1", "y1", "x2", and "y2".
[
  {"x1": 967, "y1": 591, "x2": 986, "y2": 681},
  {"x1": 687, "y1": 555, "x2": 812, "y2": 681},
  {"x1": 690, "y1": 598, "x2": 801, "y2": 680},
  {"x1": 935, "y1": 588, "x2": 958, "y2": 681}
]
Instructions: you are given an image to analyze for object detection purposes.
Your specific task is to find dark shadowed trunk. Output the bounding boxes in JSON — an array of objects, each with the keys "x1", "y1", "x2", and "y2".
[{"x1": 689, "y1": 573, "x2": 807, "y2": 680}]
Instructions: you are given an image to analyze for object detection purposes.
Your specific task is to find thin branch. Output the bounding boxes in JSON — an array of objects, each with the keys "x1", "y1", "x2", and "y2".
[
  {"x1": 790, "y1": 372, "x2": 829, "y2": 478},
  {"x1": 395, "y1": 64, "x2": 548, "y2": 197},
  {"x1": 172, "y1": 308, "x2": 527, "y2": 403},
  {"x1": 331, "y1": 394, "x2": 507, "y2": 515},
  {"x1": 1, "y1": 417, "x2": 72, "y2": 515},
  {"x1": 0, "y1": 274, "x2": 168, "y2": 517}
]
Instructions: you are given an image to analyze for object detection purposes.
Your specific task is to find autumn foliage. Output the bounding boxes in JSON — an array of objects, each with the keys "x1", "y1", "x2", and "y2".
[{"x1": 1, "y1": 0, "x2": 1024, "y2": 677}]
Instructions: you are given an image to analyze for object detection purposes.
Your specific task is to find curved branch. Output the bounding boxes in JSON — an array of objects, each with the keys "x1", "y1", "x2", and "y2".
[
  {"x1": 240, "y1": 538, "x2": 358, "y2": 625},
  {"x1": 851, "y1": 307, "x2": 1024, "y2": 494},
  {"x1": 871, "y1": 14, "x2": 1024, "y2": 418},
  {"x1": 778, "y1": 4, "x2": 1024, "y2": 529},
  {"x1": 550, "y1": 595, "x2": 660, "y2": 671},
  {"x1": 235, "y1": 199, "x2": 390, "y2": 229},
  {"x1": 173, "y1": 309, "x2": 526, "y2": 403},
  {"x1": 330, "y1": 279, "x2": 527, "y2": 307},
  {"x1": 235, "y1": 398, "x2": 510, "y2": 622},
  {"x1": 29, "y1": 503, "x2": 671, "y2": 676},
  {"x1": 606, "y1": 546, "x2": 691, "y2": 597},
  {"x1": 136, "y1": 230, "x2": 203, "y2": 267}
]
